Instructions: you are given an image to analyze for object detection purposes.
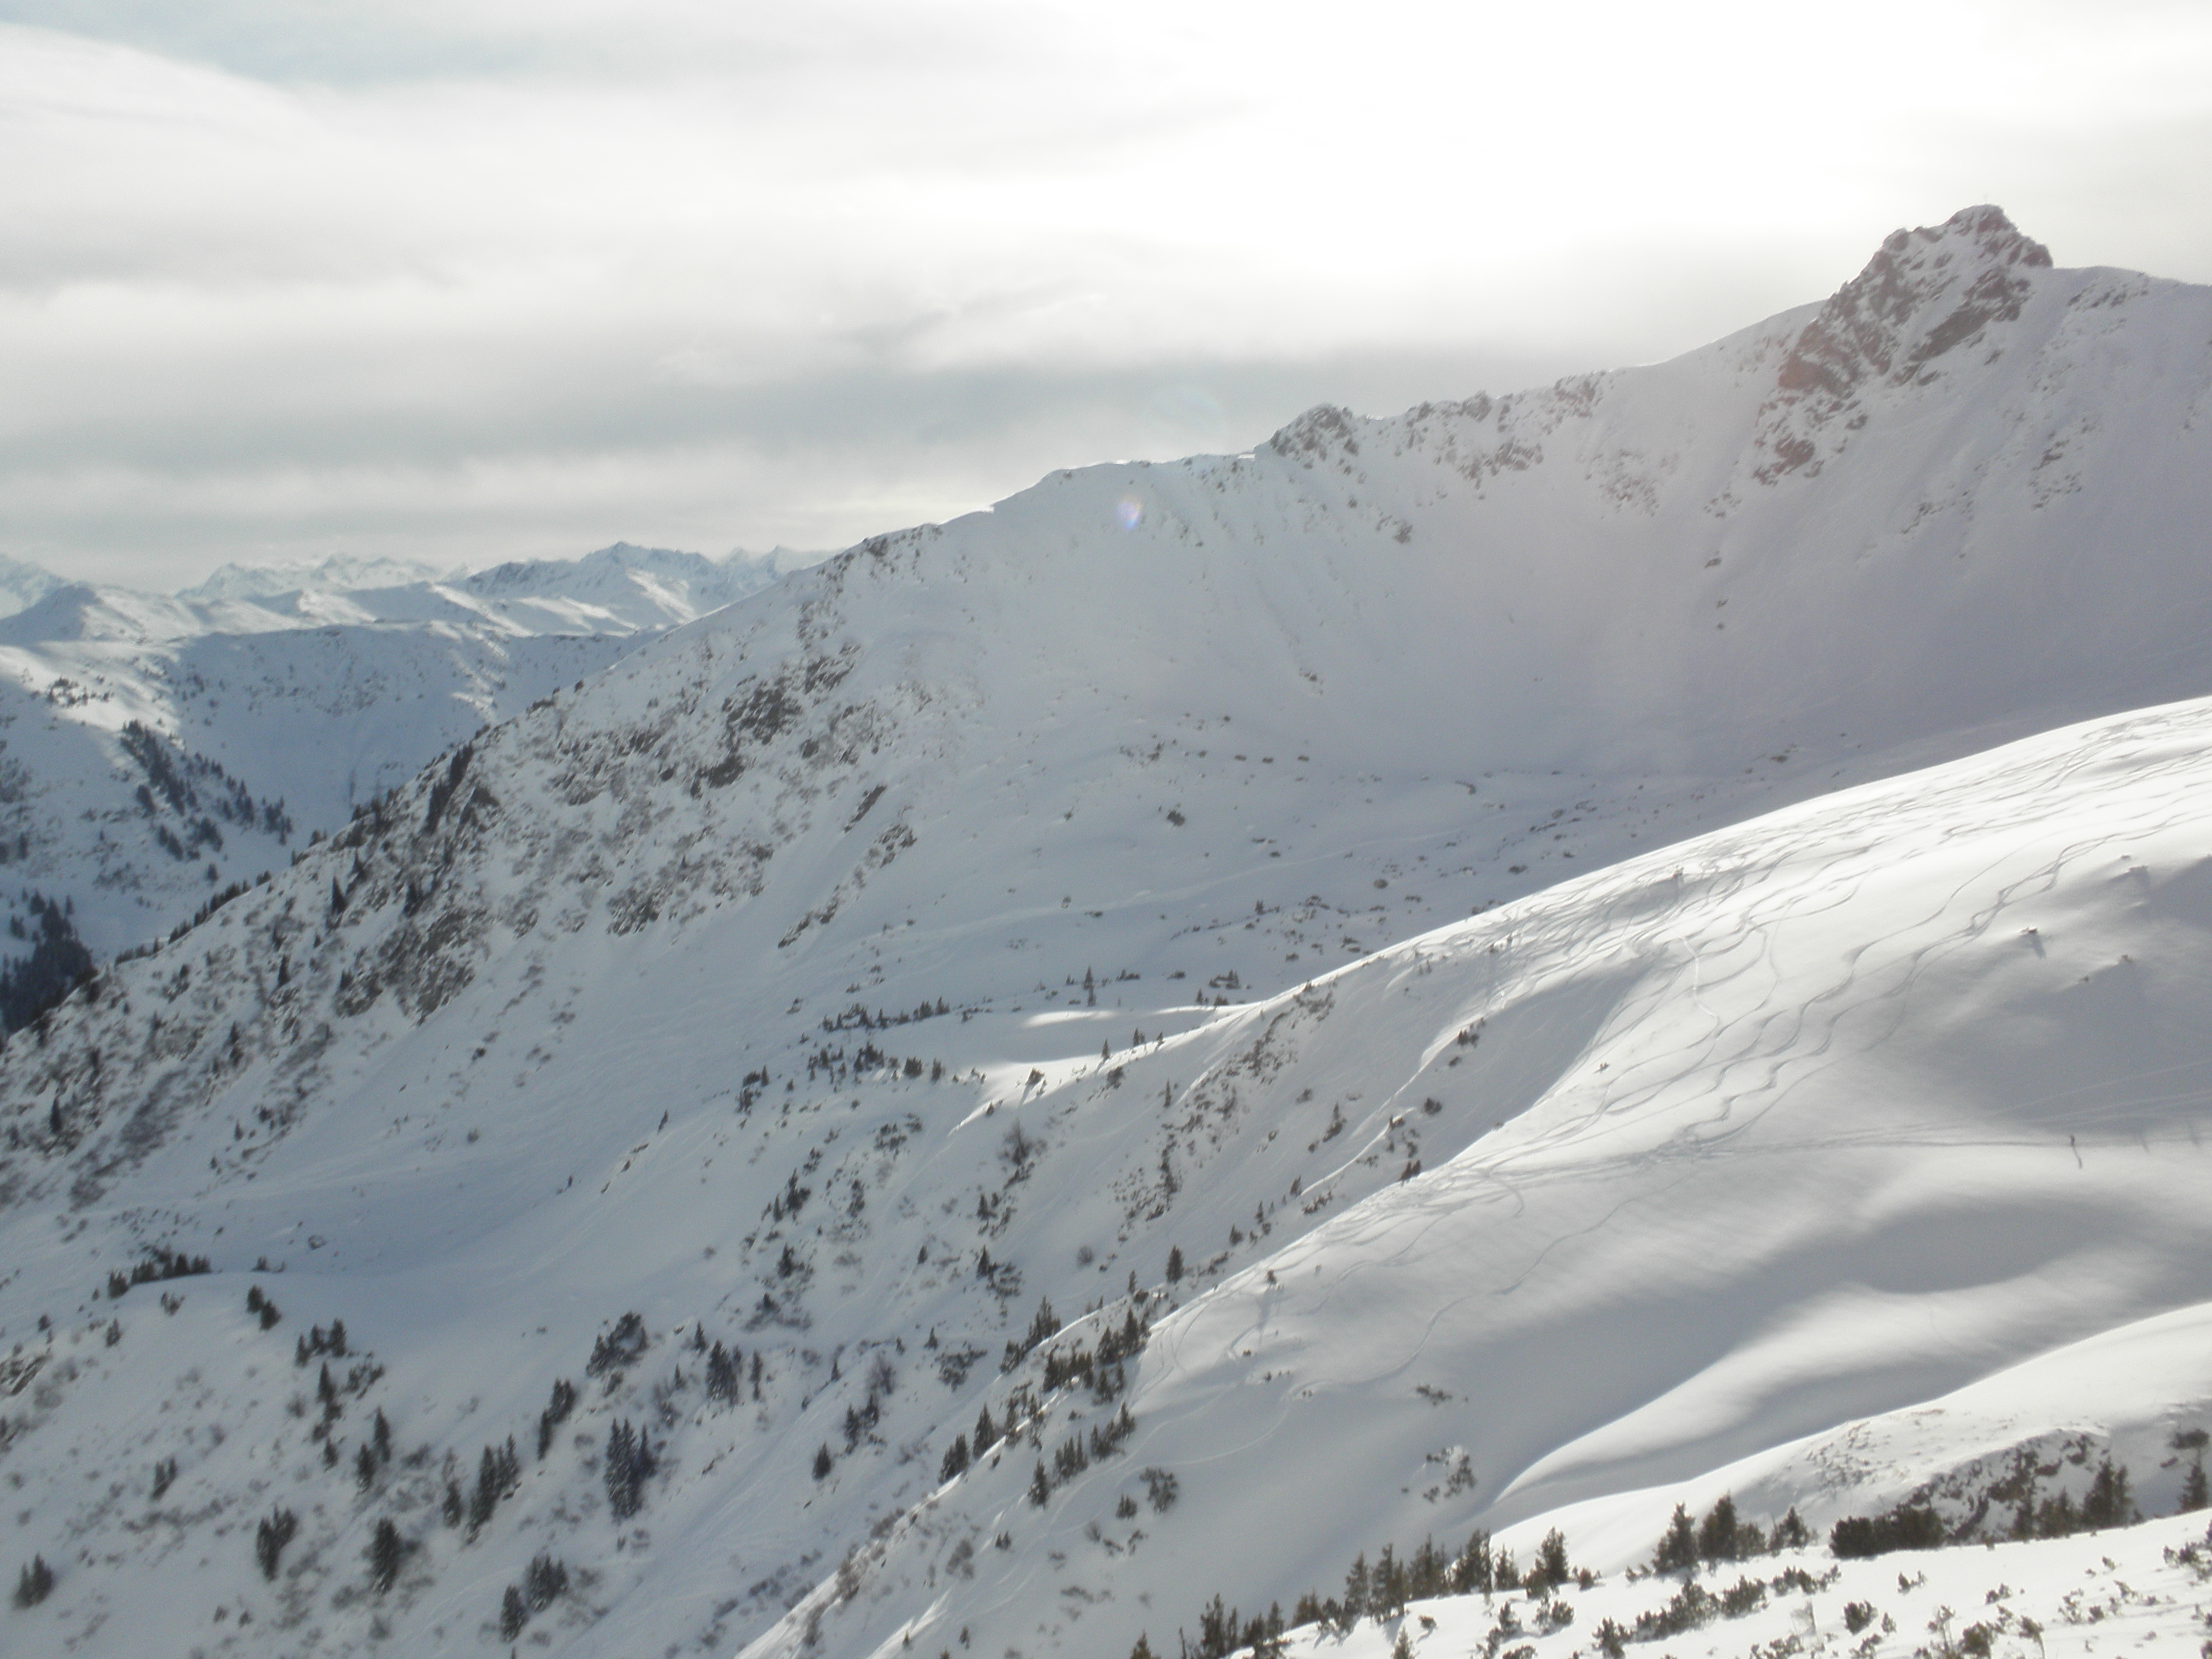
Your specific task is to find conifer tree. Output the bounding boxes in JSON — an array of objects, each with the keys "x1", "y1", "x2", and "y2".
[
  {"x1": 2082, "y1": 1457, "x2": 2135, "y2": 1529},
  {"x1": 706, "y1": 1341, "x2": 739, "y2": 1403},
  {"x1": 1527, "y1": 1527, "x2": 1571, "y2": 1592},
  {"x1": 1374, "y1": 1544, "x2": 1405, "y2": 1619},
  {"x1": 1653, "y1": 1503, "x2": 1697, "y2": 1575},
  {"x1": 539, "y1": 1377, "x2": 577, "y2": 1457},
  {"x1": 605, "y1": 1419, "x2": 655, "y2": 1519},
  {"x1": 1450, "y1": 1527, "x2": 1494, "y2": 1594},
  {"x1": 469, "y1": 1444, "x2": 500, "y2": 1534},
  {"x1": 1697, "y1": 1494, "x2": 1743, "y2": 1562},
  {"x1": 2037, "y1": 1490, "x2": 2079, "y2": 1537},
  {"x1": 1342, "y1": 1553, "x2": 1370, "y2": 1623},
  {"x1": 13, "y1": 1555, "x2": 54, "y2": 1608},
  {"x1": 1409, "y1": 1537, "x2": 1445, "y2": 1599},
  {"x1": 525, "y1": 1553, "x2": 569, "y2": 1608},
  {"x1": 255, "y1": 1507, "x2": 298, "y2": 1580},
  {"x1": 2182, "y1": 1456, "x2": 2210, "y2": 1512},
  {"x1": 367, "y1": 1518, "x2": 404, "y2": 1592}
]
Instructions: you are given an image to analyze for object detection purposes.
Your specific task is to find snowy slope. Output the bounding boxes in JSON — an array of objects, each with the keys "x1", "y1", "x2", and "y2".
[
  {"x1": 0, "y1": 207, "x2": 2209, "y2": 1659},
  {"x1": 0, "y1": 554, "x2": 65, "y2": 620},
  {"x1": 1293, "y1": 1508, "x2": 2212, "y2": 1659},
  {"x1": 0, "y1": 544, "x2": 813, "y2": 963},
  {"x1": 174, "y1": 545, "x2": 808, "y2": 633}
]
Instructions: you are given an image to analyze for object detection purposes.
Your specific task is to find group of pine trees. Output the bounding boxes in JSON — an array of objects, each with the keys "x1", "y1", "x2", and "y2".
[
  {"x1": 1134, "y1": 1527, "x2": 1579, "y2": 1659},
  {"x1": 1007, "y1": 1298, "x2": 1151, "y2": 1391},
  {"x1": 498, "y1": 1553, "x2": 570, "y2": 1639},
  {"x1": 1002, "y1": 1296, "x2": 1060, "y2": 1372},
  {"x1": 938, "y1": 1394, "x2": 1017, "y2": 1482},
  {"x1": 103, "y1": 1246, "x2": 210, "y2": 1301},
  {"x1": 537, "y1": 1376, "x2": 578, "y2": 1457},
  {"x1": 118, "y1": 719, "x2": 291, "y2": 845},
  {"x1": 704, "y1": 1338, "x2": 745, "y2": 1403},
  {"x1": 1030, "y1": 1406, "x2": 1135, "y2": 1498},
  {"x1": 2003, "y1": 1452, "x2": 2142, "y2": 1540},
  {"x1": 255, "y1": 1507, "x2": 298, "y2": 1579},
  {"x1": 1615, "y1": 1563, "x2": 1838, "y2": 1647},
  {"x1": 1651, "y1": 1493, "x2": 1807, "y2": 1574},
  {"x1": 244, "y1": 1283, "x2": 282, "y2": 1330},
  {"x1": 604, "y1": 1419, "x2": 658, "y2": 1521},
  {"x1": 442, "y1": 1440, "x2": 519, "y2": 1534},
  {"x1": 293, "y1": 1317, "x2": 350, "y2": 1366},
  {"x1": 1118, "y1": 1438, "x2": 2206, "y2": 1659},
  {"x1": 0, "y1": 891, "x2": 92, "y2": 1037},
  {"x1": 352, "y1": 1408, "x2": 395, "y2": 1488},
  {"x1": 586, "y1": 1311, "x2": 648, "y2": 1378},
  {"x1": 1826, "y1": 1449, "x2": 2163, "y2": 1559},
  {"x1": 13, "y1": 1554, "x2": 54, "y2": 1609}
]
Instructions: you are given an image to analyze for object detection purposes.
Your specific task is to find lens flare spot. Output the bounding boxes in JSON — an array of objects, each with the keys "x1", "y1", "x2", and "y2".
[{"x1": 1115, "y1": 497, "x2": 1143, "y2": 531}]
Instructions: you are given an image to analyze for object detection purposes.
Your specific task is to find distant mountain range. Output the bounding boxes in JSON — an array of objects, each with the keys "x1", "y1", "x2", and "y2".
[
  {"x1": 1, "y1": 208, "x2": 2208, "y2": 1659},
  {"x1": 0, "y1": 542, "x2": 823, "y2": 960}
]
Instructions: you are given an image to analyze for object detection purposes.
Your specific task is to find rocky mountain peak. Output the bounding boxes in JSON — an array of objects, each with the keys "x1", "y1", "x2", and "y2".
[{"x1": 1750, "y1": 206, "x2": 2055, "y2": 482}]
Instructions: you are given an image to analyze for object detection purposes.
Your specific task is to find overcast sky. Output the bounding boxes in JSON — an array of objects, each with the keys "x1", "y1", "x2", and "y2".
[{"x1": 4, "y1": 0, "x2": 2210, "y2": 589}]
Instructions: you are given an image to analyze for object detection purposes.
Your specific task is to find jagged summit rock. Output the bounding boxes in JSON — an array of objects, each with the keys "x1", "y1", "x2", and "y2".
[{"x1": 1755, "y1": 204, "x2": 2059, "y2": 479}]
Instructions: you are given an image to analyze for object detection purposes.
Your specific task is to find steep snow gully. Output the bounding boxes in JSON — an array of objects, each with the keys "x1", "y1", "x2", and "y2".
[{"x1": 1, "y1": 207, "x2": 2210, "y2": 1659}]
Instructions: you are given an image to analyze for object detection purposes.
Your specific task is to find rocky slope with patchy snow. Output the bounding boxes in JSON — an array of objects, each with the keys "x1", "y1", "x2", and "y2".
[
  {"x1": 0, "y1": 544, "x2": 812, "y2": 968},
  {"x1": 0, "y1": 208, "x2": 2209, "y2": 1659}
]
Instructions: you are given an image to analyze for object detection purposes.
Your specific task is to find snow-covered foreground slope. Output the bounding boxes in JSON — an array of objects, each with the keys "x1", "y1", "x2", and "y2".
[
  {"x1": 724, "y1": 693, "x2": 2212, "y2": 1659},
  {"x1": 6, "y1": 686, "x2": 2212, "y2": 1659},
  {"x1": 1296, "y1": 1510, "x2": 2212, "y2": 1659},
  {"x1": 0, "y1": 544, "x2": 812, "y2": 962},
  {"x1": 1, "y1": 207, "x2": 2211, "y2": 1657}
]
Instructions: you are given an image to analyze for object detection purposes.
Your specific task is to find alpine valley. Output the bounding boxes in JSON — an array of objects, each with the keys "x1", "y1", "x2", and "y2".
[{"x1": 3, "y1": 207, "x2": 2211, "y2": 1659}]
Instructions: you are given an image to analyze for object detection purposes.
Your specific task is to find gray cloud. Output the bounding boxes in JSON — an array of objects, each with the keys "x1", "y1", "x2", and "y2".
[{"x1": 0, "y1": 1, "x2": 541, "y2": 83}]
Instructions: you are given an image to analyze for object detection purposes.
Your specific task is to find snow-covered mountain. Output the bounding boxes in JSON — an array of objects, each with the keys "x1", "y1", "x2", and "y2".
[
  {"x1": 0, "y1": 543, "x2": 818, "y2": 971},
  {"x1": 1, "y1": 207, "x2": 2209, "y2": 1659},
  {"x1": 0, "y1": 554, "x2": 65, "y2": 620}
]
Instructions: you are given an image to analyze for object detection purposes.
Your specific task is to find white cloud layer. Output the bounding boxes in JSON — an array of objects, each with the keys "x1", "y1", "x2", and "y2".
[{"x1": 3, "y1": 0, "x2": 2210, "y2": 586}]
